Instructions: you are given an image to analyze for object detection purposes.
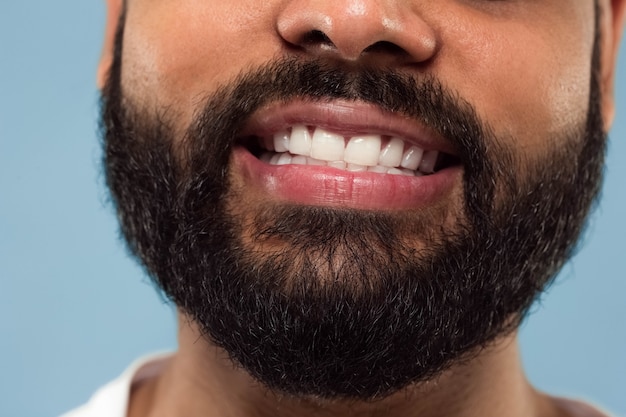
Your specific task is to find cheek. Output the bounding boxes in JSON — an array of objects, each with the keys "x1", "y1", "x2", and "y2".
[
  {"x1": 435, "y1": 10, "x2": 594, "y2": 152},
  {"x1": 121, "y1": 0, "x2": 277, "y2": 123}
]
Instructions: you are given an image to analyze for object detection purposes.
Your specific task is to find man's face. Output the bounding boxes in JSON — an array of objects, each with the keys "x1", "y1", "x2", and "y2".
[{"x1": 101, "y1": 0, "x2": 614, "y2": 400}]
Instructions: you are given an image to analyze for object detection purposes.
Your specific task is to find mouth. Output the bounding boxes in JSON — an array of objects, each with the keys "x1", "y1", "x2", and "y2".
[
  {"x1": 232, "y1": 100, "x2": 463, "y2": 210},
  {"x1": 239, "y1": 124, "x2": 460, "y2": 177}
]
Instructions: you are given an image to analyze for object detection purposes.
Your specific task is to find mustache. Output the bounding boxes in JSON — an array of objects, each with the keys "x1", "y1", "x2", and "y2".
[{"x1": 187, "y1": 58, "x2": 491, "y2": 161}]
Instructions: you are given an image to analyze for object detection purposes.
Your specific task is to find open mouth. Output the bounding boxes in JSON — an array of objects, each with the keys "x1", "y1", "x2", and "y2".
[{"x1": 239, "y1": 124, "x2": 460, "y2": 177}]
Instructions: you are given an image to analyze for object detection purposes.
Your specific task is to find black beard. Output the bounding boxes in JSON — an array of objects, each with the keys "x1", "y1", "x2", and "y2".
[{"x1": 101, "y1": 17, "x2": 605, "y2": 400}]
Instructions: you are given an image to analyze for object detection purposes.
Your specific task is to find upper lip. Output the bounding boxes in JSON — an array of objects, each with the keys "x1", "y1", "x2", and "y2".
[{"x1": 238, "y1": 100, "x2": 459, "y2": 156}]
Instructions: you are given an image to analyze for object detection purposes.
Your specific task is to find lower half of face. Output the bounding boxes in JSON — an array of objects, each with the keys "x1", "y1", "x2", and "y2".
[{"x1": 101, "y1": 25, "x2": 605, "y2": 399}]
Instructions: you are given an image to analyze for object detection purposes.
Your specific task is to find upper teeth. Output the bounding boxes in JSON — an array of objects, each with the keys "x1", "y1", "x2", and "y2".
[{"x1": 260, "y1": 125, "x2": 439, "y2": 176}]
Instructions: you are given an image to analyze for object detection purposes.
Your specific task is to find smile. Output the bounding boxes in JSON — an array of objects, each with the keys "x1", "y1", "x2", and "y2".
[
  {"x1": 233, "y1": 100, "x2": 463, "y2": 210},
  {"x1": 246, "y1": 124, "x2": 458, "y2": 177}
]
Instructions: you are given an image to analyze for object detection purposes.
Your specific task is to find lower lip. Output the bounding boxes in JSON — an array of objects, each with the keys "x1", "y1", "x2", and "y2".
[{"x1": 232, "y1": 147, "x2": 462, "y2": 210}]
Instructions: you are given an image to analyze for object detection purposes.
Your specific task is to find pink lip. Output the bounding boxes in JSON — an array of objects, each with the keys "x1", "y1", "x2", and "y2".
[
  {"x1": 239, "y1": 100, "x2": 458, "y2": 155},
  {"x1": 234, "y1": 148, "x2": 461, "y2": 210},
  {"x1": 232, "y1": 100, "x2": 462, "y2": 211}
]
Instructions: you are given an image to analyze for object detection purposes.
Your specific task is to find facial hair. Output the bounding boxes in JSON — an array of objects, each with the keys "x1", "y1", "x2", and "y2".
[{"x1": 101, "y1": 15, "x2": 605, "y2": 400}]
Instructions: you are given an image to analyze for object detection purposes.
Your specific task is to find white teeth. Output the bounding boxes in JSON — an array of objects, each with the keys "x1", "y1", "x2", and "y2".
[
  {"x1": 386, "y1": 167, "x2": 414, "y2": 176},
  {"x1": 288, "y1": 125, "x2": 312, "y2": 156},
  {"x1": 273, "y1": 131, "x2": 290, "y2": 152},
  {"x1": 418, "y1": 150, "x2": 439, "y2": 173},
  {"x1": 276, "y1": 153, "x2": 292, "y2": 165},
  {"x1": 291, "y1": 155, "x2": 307, "y2": 165},
  {"x1": 372, "y1": 165, "x2": 422, "y2": 176},
  {"x1": 328, "y1": 161, "x2": 346, "y2": 170},
  {"x1": 400, "y1": 145, "x2": 424, "y2": 171},
  {"x1": 386, "y1": 168, "x2": 405, "y2": 176},
  {"x1": 307, "y1": 157, "x2": 326, "y2": 166},
  {"x1": 378, "y1": 137, "x2": 404, "y2": 168},
  {"x1": 311, "y1": 128, "x2": 345, "y2": 162},
  {"x1": 347, "y1": 163, "x2": 368, "y2": 172},
  {"x1": 261, "y1": 126, "x2": 446, "y2": 176},
  {"x1": 367, "y1": 165, "x2": 388, "y2": 174},
  {"x1": 344, "y1": 135, "x2": 381, "y2": 166}
]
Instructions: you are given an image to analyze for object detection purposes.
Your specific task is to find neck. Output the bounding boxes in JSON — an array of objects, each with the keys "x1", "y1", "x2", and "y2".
[{"x1": 131, "y1": 312, "x2": 542, "y2": 417}]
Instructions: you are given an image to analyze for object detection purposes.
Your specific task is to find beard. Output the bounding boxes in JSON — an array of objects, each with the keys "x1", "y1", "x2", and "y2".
[{"x1": 101, "y1": 20, "x2": 606, "y2": 400}]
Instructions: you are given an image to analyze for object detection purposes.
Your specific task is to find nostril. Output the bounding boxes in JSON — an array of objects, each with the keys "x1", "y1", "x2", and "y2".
[
  {"x1": 300, "y1": 30, "x2": 335, "y2": 49},
  {"x1": 363, "y1": 41, "x2": 408, "y2": 57}
]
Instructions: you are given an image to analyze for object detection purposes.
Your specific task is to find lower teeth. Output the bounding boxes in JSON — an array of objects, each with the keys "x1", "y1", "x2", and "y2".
[{"x1": 260, "y1": 152, "x2": 423, "y2": 177}]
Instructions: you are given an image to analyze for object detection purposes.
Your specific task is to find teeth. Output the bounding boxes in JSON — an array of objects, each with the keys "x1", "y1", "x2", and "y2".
[
  {"x1": 418, "y1": 150, "x2": 439, "y2": 174},
  {"x1": 311, "y1": 128, "x2": 345, "y2": 161},
  {"x1": 273, "y1": 131, "x2": 290, "y2": 152},
  {"x1": 400, "y1": 146, "x2": 424, "y2": 171},
  {"x1": 291, "y1": 155, "x2": 308, "y2": 165},
  {"x1": 344, "y1": 135, "x2": 381, "y2": 166},
  {"x1": 378, "y1": 137, "x2": 404, "y2": 168},
  {"x1": 269, "y1": 154, "x2": 281, "y2": 165},
  {"x1": 260, "y1": 126, "x2": 447, "y2": 176},
  {"x1": 346, "y1": 163, "x2": 368, "y2": 172},
  {"x1": 367, "y1": 165, "x2": 388, "y2": 174},
  {"x1": 307, "y1": 157, "x2": 326, "y2": 166},
  {"x1": 386, "y1": 167, "x2": 414, "y2": 176},
  {"x1": 328, "y1": 161, "x2": 346, "y2": 170},
  {"x1": 288, "y1": 125, "x2": 312, "y2": 156},
  {"x1": 276, "y1": 153, "x2": 292, "y2": 165}
]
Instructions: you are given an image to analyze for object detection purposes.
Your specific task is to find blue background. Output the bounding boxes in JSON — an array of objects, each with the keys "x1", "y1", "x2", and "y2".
[{"x1": 1, "y1": 2, "x2": 624, "y2": 416}]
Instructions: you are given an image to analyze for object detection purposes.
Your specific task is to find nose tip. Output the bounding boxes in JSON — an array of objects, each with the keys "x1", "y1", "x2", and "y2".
[{"x1": 276, "y1": 1, "x2": 437, "y2": 65}]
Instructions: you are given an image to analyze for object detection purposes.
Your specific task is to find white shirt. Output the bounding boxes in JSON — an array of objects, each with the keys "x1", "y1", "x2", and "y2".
[{"x1": 60, "y1": 354, "x2": 171, "y2": 417}]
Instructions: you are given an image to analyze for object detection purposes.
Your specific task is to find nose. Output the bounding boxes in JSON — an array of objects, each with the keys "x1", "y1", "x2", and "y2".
[{"x1": 276, "y1": 0, "x2": 437, "y2": 65}]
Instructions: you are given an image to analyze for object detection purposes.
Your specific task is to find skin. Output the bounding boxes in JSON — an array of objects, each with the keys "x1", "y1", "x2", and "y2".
[{"x1": 98, "y1": 0, "x2": 626, "y2": 416}]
